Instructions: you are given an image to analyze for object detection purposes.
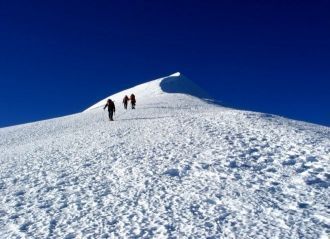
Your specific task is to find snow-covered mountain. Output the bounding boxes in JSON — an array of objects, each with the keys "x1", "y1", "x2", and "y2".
[
  {"x1": 84, "y1": 72, "x2": 210, "y2": 111},
  {"x1": 0, "y1": 73, "x2": 329, "y2": 238}
]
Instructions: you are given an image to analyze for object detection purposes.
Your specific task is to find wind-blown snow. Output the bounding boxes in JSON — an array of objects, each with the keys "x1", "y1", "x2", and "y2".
[{"x1": 0, "y1": 73, "x2": 329, "y2": 238}]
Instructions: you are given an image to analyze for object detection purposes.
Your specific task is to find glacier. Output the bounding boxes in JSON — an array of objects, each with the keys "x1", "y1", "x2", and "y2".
[{"x1": 0, "y1": 73, "x2": 329, "y2": 238}]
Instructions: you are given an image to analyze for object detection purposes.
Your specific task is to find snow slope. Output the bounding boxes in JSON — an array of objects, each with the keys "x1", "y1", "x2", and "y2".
[
  {"x1": 84, "y1": 72, "x2": 210, "y2": 112},
  {"x1": 0, "y1": 73, "x2": 329, "y2": 238}
]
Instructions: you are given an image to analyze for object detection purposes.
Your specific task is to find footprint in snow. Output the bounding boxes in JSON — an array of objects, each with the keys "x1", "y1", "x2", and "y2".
[
  {"x1": 305, "y1": 176, "x2": 329, "y2": 188},
  {"x1": 306, "y1": 156, "x2": 318, "y2": 162},
  {"x1": 282, "y1": 158, "x2": 297, "y2": 166},
  {"x1": 19, "y1": 222, "x2": 32, "y2": 232},
  {"x1": 64, "y1": 233, "x2": 76, "y2": 239},
  {"x1": 14, "y1": 190, "x2": 25, "y2": 197},
  {"x1": 296, "y1": 163, "x2": 310, "y2": 173},
  {"x1": 164, "y1": 169, "x2": 180, "y2": 177},
  {"x1": 298, "y1": 202, "x2": 309, "y2": 209},
  {"x1": 48, "y1": 219, "x2": 57, "y2": 234}
]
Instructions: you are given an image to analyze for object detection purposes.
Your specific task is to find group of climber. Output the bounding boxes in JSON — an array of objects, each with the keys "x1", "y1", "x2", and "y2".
[
  {"x1": 122, "y1": 94, "x2": 136, "y2": 110},
  {"x1": 103, "y1": 94, "x2": 136, "y2": 121}
]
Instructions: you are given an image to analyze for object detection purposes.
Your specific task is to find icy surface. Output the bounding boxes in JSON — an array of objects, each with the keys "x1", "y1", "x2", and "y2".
[{"x1": 0, "y1": 73, "x2": 329, "y2": 238}]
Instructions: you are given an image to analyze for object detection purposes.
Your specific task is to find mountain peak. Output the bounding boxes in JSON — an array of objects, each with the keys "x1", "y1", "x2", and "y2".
[
  {"x1": 84, "y1": 72, "x2": 210, "y2": 111},
  {"x1": 168, "y1": 72, "x2": 181, "y2": 77},
  {"x1": 160, "y1": 72, "x2": 209, "y2": 99}
]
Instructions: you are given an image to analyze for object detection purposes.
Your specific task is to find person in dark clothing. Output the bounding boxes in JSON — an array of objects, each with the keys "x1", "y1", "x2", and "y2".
[
  {"x1": 130, "y1": 94, "x2": 136, "y2": 109},
  {"x1": 123, "y1": 95, "x2": 129, "y2": 110},
  {"x1": 103, "y1": 99, "x2": 116, "y2": 121}
]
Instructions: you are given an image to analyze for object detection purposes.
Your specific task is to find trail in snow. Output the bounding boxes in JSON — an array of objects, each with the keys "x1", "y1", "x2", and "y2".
[{"x1": 0, "y1": 74, "x2": 329, "y2": 238}]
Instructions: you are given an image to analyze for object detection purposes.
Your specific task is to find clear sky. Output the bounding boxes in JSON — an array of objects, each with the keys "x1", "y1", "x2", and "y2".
[{"x1": 1, "y1": 0, "x2": 329, "y2": 127}]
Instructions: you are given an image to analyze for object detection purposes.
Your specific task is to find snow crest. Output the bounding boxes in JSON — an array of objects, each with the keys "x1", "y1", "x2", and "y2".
[
  {"x1": 84, "y1": 72, "x2": 209, "y2": 111},
  {"x1": 0, "y1": 74, "x2": 329, "y2": 238}
]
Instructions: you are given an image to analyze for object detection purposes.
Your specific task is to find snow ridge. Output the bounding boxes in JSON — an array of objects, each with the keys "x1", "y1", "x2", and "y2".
[
  {"x1": 0, "y1": 73, "x2": 329, "y2": 238},
  {"x1": 84, "y1": 72, "x2": 209, "y2": 111}
]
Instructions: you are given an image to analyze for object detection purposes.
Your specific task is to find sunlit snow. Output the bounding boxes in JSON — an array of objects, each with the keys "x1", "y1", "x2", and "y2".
[{"x1": 0, "y1": 73, "x2": 329, "y2": 238}]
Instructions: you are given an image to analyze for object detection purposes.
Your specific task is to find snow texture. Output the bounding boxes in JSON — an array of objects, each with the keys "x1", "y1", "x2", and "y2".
[{"x1": 0, "y1": 73, "x2": 329, "y2": 238}]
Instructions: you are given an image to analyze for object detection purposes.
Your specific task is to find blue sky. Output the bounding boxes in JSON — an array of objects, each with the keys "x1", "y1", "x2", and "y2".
[{"x1": 0, "y1": 0, "x2": 329, "y2": 127}]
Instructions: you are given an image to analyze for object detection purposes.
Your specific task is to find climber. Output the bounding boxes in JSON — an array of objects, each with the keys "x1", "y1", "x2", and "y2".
[
  {"x1": 130, "y1": 94, "x2": 136, "y2": 109},
  {"x1": 123, "y1": 95, "x2": 129, "y2": 110},
  {"x1": 103, "y1": 99, "x2": 116, "y2": 121}
]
